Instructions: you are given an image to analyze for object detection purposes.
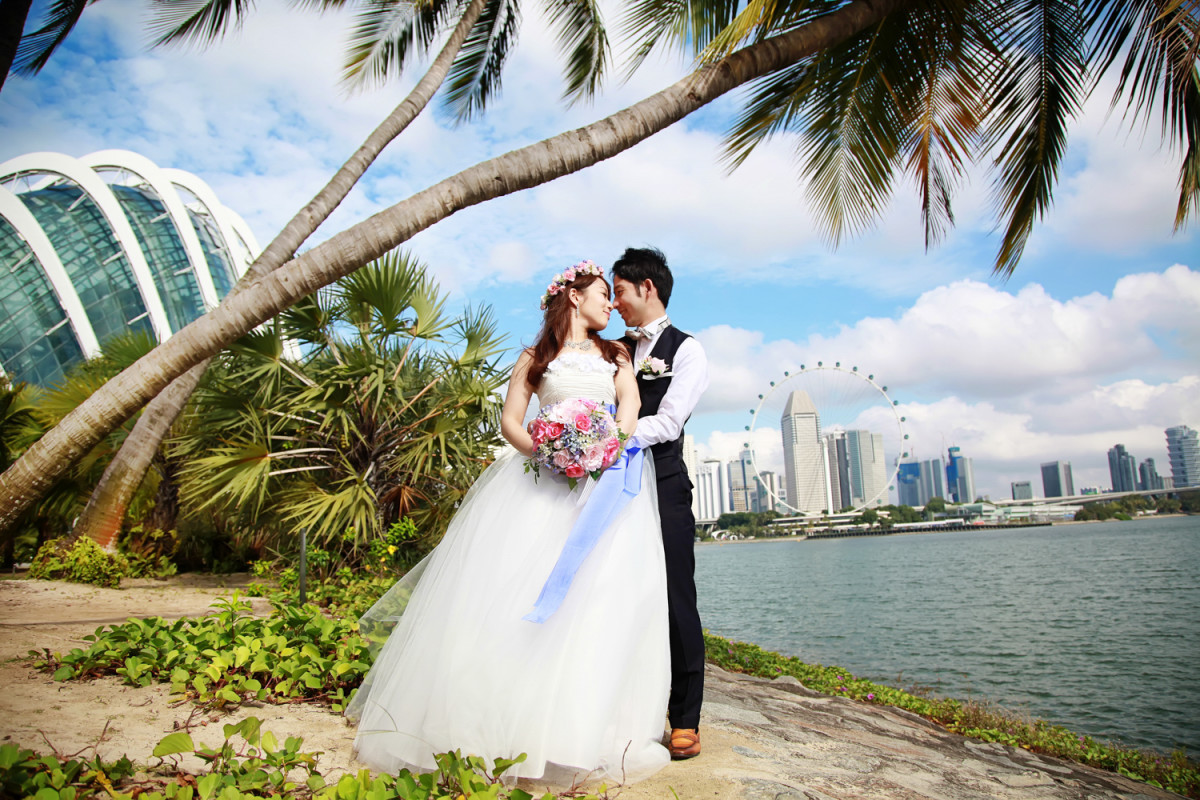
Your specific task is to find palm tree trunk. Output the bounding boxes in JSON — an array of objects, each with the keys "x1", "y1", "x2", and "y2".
[
  {"x1": 0, "y1": 0, "x2": 911, "y2": 534},
  {"x1": 69, "y1": 0, "x2": 490, "y2": 549}
]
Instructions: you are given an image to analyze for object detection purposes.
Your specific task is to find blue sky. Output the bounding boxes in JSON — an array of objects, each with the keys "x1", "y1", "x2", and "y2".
[{"x1": 2, "y1": 0, "x2": 1197, "y2": 500}]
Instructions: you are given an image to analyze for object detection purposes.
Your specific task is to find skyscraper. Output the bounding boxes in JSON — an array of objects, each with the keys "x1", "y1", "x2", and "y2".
[
  {"x1": 897, "y1": 458, "x2": 921, "y2": 506},
  {"x1": 729, "y1": 449, "x2": 759, "y2": 512},
  {"x1": 918, "y1": 458, "x2": 945, "y2": 505},
  {"x1": 946, "y1": 447, "x2": 976, "y2": 503},
  {"x1": 758, "y1": 470, "x2": 785, "y2": 513},
  {"x1": 682, "y1": 434, "x2": 699, "y2": 517},
  {"x1": 1107, "y1": 444, "x2": 1138, "y2": 492},
  {"x1": 823, "y1": 430, "x2": 851, "y2": 512},
  {"x1": 1166, "y1": 425, "x2": 1199, "y2": 488},
  {"x1": 1011, "y1": 481, "x2": 1033, "y2": 500},
  {"x1": 781, "y1": 390, "x2": 826, "y2": 514},
  {"x1": 1138, "y1": 458, "x2": 1164, "y2": 491},
  {"x1": 695, "y1": 459, "x2": 730, "y2": 520},
  {"x1": 1041, "y1": 461, "x2": 1074, "y2": 498},
  {"x1": 847, "y1": 430, "x2": 887, "y2": 508}
]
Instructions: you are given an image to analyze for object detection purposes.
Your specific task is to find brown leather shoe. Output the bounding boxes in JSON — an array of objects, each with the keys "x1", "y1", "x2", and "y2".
[{"x1": 668, "y1": 728, "x2": 700, "y2": 759}]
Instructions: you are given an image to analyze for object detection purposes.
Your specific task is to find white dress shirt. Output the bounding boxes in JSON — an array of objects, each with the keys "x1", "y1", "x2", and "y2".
[{"x1": 630, "y1": 315, "x2": 709, "y2": 449}]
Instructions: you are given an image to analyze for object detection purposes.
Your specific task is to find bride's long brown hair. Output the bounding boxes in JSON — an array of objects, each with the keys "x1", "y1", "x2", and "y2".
[{"x1": 525, "y1": 273, "x2": 629, "y2": 390}]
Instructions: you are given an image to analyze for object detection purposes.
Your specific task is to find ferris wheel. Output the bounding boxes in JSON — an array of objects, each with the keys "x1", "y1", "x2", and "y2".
[{"x1": 743, "y1": 362, "x2": 907, "y2": 517}]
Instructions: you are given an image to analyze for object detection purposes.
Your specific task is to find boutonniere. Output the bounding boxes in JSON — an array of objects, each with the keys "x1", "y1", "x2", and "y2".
[{"x1": 637, "y1": 357, "x2": 673, "y2": 380}]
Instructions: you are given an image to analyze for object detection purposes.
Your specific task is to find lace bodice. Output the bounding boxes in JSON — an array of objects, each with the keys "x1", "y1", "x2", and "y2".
[{"x1": 536, "y1": 352, "x2": 617, "y2": 407}]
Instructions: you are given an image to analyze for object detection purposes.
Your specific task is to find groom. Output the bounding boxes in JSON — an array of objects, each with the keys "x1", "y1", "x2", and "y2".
[{"x1": 612, "y1": 247, "x2": 709, "y2": 760}]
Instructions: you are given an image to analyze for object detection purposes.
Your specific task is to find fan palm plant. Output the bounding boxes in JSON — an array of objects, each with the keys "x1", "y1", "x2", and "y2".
[{"x1": 172, "y1": 251, "x2": 507, "y2": 560}]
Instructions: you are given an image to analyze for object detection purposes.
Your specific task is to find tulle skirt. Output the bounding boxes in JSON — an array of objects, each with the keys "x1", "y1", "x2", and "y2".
[{"x1": 346, "y1": 447, "x2": 671, "y2": 785}]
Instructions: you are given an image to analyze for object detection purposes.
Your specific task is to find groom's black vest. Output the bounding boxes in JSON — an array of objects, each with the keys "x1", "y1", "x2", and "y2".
[{"x1": 620, "y1": 325, "x2": 692, "y2": 480}]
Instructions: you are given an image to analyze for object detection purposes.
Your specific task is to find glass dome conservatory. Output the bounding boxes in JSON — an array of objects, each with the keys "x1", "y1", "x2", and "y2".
[{"x1": 0, "y1": 150, "x2": 259, "y2": 386}]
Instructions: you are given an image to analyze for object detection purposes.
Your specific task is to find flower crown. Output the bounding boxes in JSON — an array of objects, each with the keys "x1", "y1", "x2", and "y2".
[{"x1": 540, "y1": 260, "x2": 604, "y2": 310}]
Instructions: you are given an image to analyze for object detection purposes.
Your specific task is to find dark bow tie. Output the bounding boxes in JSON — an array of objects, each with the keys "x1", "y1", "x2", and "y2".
[{"x1": 625, "y1": 318, "x2": 669, "y2": 341}]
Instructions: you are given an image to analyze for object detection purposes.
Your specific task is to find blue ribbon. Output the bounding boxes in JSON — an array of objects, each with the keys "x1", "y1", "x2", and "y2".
[{"x1": 523, "y1": 444, "x2": 645, "y2": 623}]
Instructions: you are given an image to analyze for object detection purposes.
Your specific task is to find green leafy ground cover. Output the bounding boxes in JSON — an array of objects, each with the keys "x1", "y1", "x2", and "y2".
[
  {"x1": 31, "y1": 596, "x2": 369, "y2": 712},
  {"x1": 704, "y1": 633, "x2": 1200, "y2": 797},
  {"x1": 0, "y1": 716, "x2": 592, "y2": 799}
]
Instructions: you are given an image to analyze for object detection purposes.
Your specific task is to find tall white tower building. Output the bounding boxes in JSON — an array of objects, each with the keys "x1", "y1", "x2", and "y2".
[{"x1": 781, "y1": 390, "x2": 827, "y2": 514}]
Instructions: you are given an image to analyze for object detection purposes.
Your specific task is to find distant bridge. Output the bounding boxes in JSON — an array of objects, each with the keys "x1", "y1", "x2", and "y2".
[{"x1": 991, "y1": 486, "x2": 1187, "y2": 508}]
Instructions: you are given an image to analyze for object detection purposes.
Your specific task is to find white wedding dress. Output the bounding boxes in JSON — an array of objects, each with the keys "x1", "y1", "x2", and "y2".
[{"x1": 347, "y1": 352, "x2": 671, "y2": 785}]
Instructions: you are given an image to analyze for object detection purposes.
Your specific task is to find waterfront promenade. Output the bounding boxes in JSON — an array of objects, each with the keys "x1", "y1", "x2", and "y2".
[{"x1": 0, "y1": 577, "x2": 1184, "y2": 799}]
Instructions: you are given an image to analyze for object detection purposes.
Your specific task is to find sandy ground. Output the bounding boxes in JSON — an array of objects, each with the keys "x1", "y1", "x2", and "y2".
[{"x1": 0, "y1": 576, "x2": 740, "y2": 798}]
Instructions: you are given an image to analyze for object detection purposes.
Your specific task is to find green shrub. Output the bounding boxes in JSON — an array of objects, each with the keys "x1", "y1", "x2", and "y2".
[{"x1": 28, "y1": 537, "x2": 126, "y2": 588}]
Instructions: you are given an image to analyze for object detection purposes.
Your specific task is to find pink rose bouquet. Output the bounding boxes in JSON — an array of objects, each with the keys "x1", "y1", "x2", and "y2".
[{"x1": 525, "y1": 398, "x2": 627, "y2": 488}]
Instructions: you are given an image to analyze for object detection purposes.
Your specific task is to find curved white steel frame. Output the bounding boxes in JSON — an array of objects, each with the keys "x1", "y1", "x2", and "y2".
[
  {"x1": 747, "y1": 363, "x2": 907, "y2": 517},
  {"x1": 81, "y1": 149, "x2": 221, "y2": 310},
  {"x1": 160, "y1": 167, "x2": 259, "y2": 283},
  {"x1": 0, "y1": 153, "x2": 173, "y2": 342},
  {"x1": 0, "y1": 186, "x2": 100, "y2": 356}
]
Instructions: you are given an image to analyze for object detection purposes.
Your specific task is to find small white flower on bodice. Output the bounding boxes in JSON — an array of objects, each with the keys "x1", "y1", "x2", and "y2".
[{"x1": 536, "y1": 352, "x2": 617, "y2": 407}]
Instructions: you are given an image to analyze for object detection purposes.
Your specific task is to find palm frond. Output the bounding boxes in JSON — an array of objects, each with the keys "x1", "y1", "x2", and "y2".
[
  {"x1": 280, "y1": 286, "x2": 341, "y2": 351},
  {"x1": 147, "y1": 0, "x2": 257, "y2": 48},
  {"x1": 337, "y1": 250, "x2": 421, "y2": 338},
  {"x1": 453, "y1": 303, "x2": 507, "y2": 366},
  {"x1": 342, "y1": 0, "x2": 459, "y2": 88},
  {"x1": 406, "y1": 269, "x2": 452, "y2": 338},
  {"x1": 725, "y1": 17, "x2": 907, "y2": 245},
  {"x1": 179, "y1": 441, "x2": 275, "y2": 515},
  {"x1": 619, "y1": 0, "x2": 750, "y2": 78},
  {"x1": 443, "y1": 0, "x2": 520, "y2": 121},
  {"x1": 1083, "y1": 0, "x2": 1200, "y2": 228},
  {"x1": 12, "y1": 0, "x2": 91, "y2": 76},
  {"x1": 544, "y1": 0, "x2": 610, "y2": 104},
  {"x1": 900, "y1": 3, "x2": 993, "y2": 248},
  {"x1": 982, "y1": 0, "x2": 1089, "y2": 276}
]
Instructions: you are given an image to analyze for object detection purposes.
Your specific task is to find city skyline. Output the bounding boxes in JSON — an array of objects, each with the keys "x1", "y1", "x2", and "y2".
[{"x1": 2, "y1": 0, "x2": 1195, "y2": 502}]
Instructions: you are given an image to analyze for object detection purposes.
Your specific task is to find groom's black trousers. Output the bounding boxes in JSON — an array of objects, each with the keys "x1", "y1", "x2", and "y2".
[{"x1": 655, "y1": 468, "x2": 704, "y2": 730}]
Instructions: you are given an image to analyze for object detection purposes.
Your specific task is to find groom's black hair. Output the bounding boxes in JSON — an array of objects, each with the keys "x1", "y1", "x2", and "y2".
[{"x1": 612, "y1": 247, "x2": 673, "y2": 308}]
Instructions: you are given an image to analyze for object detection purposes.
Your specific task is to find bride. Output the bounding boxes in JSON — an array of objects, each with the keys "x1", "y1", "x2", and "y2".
[{"x1": 346, "y1": 261, "x2": 671, "y2": 785}]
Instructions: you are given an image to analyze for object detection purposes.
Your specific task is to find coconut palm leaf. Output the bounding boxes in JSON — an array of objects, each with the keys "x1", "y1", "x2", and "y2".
[
  {"x1": 342, "y1": 0, "x2": 461, "y2": 86},
  {"x1": 147, "y1": 0, "x2": 258, "y2": 48},
  {"x1": 11, "y1": 0, "x2": 93, "y2": 76},
  {"x1": 620, "y1": 0, "x2": 749, "y2": 78},
  {"x1": 1083, "y1": 0, "x2": 1200, "y2": 226},
  {"x1": 545, "y1": 0, "x2": 610, "y2": 103},
  {"x1": 444, "y1": 0, "x2": 521, "y2": 120},
  {"x1": 981, "y1": 0, "x2": 1089, "y2": 276}
]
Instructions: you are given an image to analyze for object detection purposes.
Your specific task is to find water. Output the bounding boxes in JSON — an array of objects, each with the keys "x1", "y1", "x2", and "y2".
[{"x1": 695, "y1": 516, "x2": 1200, "y2": 755}]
